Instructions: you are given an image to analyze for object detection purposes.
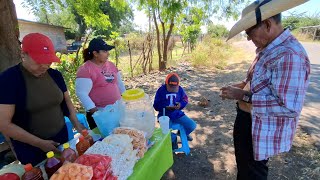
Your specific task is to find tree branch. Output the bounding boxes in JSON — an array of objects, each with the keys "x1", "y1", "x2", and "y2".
[{"x1": 166, "y1": 19, "x2": 175, "y2": 43}]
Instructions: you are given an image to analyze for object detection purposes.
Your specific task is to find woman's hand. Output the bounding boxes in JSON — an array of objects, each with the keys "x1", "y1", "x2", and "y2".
[{"x1": 37, "y1": 139, "x2": 60, "y2": 153}]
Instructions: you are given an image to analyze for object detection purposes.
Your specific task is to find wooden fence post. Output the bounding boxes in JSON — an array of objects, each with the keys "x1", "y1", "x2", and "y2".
[{"x1": 128, "y1": 40, "x2": 133, "y2": 78}]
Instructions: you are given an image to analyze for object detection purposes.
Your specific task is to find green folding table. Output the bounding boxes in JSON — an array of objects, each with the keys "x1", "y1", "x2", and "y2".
[{"x1": 92, "y1": 128, "x2": 174, "y2": 180}]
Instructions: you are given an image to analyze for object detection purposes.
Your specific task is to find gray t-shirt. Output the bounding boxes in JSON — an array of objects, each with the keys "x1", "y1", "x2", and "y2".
[{"x1": 20, "y1": 64, "x2": 65, "y2": 139}]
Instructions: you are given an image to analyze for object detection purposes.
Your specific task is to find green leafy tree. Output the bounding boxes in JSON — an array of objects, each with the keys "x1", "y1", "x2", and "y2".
[
  {"x1": 207, "y1": 24, "x2": 229, "y2": 38},
  {"x1": 23, "y1": 0, "x2": 132, "y2": 39},
  {"x1": 117, "y1": 21, "x2": 137, "y2": 36},
  {"x1": 177, "y1": 7, "x2": 205, "y2": 51},
  {"x1": 135, "y1": 0, "x2": 248, "y2": 71},
  {"x1": 283, "y1": 12, "x2": 320, "y2": 30},
  {"x1": 96, "y1": 1, "x2": 134, "y2": 37},
  {"x1": 21, "y1": 0, "x2": 131, "y2": 107}
]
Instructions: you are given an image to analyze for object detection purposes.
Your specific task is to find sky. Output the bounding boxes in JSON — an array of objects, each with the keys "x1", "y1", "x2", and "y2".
[{"x1": 13, "y1": 0, "x2": 319, "y2": 32}]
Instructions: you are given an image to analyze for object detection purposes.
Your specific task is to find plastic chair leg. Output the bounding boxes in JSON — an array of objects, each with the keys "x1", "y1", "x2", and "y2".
[{"x1": 171, "y1": 123, "x2": 190, "y2": 155}]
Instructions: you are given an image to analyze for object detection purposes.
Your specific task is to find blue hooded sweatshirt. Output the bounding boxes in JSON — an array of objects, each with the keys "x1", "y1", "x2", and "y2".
[{"x1": 153, "y1": 84, "x2": 188, "y2": 120}]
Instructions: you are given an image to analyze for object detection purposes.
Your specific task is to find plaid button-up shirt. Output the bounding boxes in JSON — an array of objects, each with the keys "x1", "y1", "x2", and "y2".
[{"x1": 250, "y1": 29, "x2": 310, "y2": 160}]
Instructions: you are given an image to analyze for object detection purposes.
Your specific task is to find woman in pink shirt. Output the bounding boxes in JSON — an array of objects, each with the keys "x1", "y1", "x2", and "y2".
[{"x1": 76, "y1": 38, "x2": 126, "y2": 129}]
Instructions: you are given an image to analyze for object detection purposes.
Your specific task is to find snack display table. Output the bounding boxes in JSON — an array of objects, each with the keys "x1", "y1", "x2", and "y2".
[{"x1": 91, "y1": 128, "x2": 174, "y2": 180}]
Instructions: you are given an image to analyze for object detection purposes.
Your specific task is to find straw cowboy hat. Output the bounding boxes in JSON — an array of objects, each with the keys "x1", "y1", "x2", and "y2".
[{"x1": 227, "y1": 0, "x2": 309, "y2": 40}]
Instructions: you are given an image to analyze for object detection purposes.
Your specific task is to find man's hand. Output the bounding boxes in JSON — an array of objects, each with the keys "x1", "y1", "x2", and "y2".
[
  {"x1": 166, "y1": 106, "x2": 175, "y2": 110},
  {"x1": 220, "y1": 85, "x2": 246, "y2": 100},
  {"x1": 37, "y1": 139, "x2": 60, "y2": 153},
  {"x1": 166, "y1": 102, "x2": 181, "y2": 110},
  {"x1": 174, "y1": 102, "x2": 181, "y2": 110}
]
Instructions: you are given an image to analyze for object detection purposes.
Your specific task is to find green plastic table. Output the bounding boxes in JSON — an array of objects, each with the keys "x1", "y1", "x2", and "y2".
[{"x1": 92, "y1": 128, "x2": 174, "y2": 180}]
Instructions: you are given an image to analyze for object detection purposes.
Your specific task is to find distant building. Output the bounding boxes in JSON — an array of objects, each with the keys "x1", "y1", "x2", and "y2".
[{"x1": 18, "y1": 19, "x2": 67, "y2": 52}]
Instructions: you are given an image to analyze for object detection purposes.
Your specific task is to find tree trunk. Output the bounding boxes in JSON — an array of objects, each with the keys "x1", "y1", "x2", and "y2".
[
  {"x1": 75, "y1": 29, "x2": 91, "y2": 68},
  {"x1": 73, "y1": 8, "x2": 86, "y2": 41},
  {"x1": 152, "y1": 9, "x2": 162, "y2": 71},
  {"x1": 160, "y1": 21, "x2": 166, "y2": 71},
  {"x1": 0, "y1": 0, "x2": 21, "y2": 72},
  {"x1": 148, "y1": 8, "x2": 152, "y2": 32},
  {"x1": 148, "y1": 34, "x2": 153, "y2": 72},
  {"x1": 161, "y1": 20, "x2": 174, "y2": 71},
  {"x1": 114, "y1": 41, "x2": 119, "y2": 67},
  {"x1": 44, "y1": 13, "x2": 49, "y2": 24},
  {"x1": 142, "y1": 43, "x2": 146, "y2": 74},
  {"x1": 0, "y1": 0, "x2": 21, "y2": 159}
]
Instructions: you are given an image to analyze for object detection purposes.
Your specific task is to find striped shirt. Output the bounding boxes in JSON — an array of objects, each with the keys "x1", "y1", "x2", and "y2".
[{"x1": 250, "y1": 29, "x2": 310, "y2": 160}]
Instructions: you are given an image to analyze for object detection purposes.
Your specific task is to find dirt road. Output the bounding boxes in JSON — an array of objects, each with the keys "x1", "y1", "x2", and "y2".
[{"x1": 125, "y1": 40, "x2": 320, "y2": 180}]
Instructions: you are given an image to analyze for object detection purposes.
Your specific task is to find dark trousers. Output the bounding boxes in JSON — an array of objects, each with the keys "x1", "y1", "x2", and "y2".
[
  {"x1": 234, "y1": 105, "x2": 268, "y2": 180},
  {"x1": 86, "y1": 112, "x2": 97, "y2": 129},
  {"x1": 11, "y1": 125, "x2": 68, "y2": 166}
]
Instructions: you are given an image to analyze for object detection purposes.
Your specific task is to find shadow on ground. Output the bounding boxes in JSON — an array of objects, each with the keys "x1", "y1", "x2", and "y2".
[
  {"x1": 299, "y1": 64, "x2": 320, "y2": 148},
  {"x1": 127, "y1": 60, "x2": 251, "y2": 180}
]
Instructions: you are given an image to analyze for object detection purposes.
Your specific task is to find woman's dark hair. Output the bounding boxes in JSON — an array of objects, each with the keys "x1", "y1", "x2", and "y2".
[{"x1": 83, "y1": 48, "x2": 94, "y2": 62}]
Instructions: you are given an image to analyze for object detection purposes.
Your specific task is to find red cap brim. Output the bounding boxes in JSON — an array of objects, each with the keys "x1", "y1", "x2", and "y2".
[{"x1": 29, "y1": 53, "x2": 61, "y2": 64}]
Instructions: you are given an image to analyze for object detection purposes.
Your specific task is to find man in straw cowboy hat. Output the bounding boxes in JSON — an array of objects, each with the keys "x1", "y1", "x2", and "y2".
[{"x1": 220, "y1": 0, "x2": 310, "y2": 179}]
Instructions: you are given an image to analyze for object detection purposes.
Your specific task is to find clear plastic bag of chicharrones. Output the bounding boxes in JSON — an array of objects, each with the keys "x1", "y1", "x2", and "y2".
[{"x1": 113, "y1": 127, "x2": 147, "y2": 158}]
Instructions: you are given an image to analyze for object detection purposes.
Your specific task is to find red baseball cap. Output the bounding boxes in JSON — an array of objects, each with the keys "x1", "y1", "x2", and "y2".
[
  {"x1": 165, "y1": 73, "x2": 180, "y2": 86},
  {"x1": 22, "y1": 33, "x2": 61, "y2": 64}
]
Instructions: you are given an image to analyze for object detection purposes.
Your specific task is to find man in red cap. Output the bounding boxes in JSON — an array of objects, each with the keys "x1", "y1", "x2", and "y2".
[{"x1": 0, "y1": 33, "x2": 85, "y2": 165}]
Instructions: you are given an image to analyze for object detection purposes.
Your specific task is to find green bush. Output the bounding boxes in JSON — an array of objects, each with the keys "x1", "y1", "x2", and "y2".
[
  {"x1": 283, "y1": 15, "x2": 320, "y2": 30},
  {"x1": 55, "y1": 52, "x2": 84, "y2": 112},
  {"x1": 207, "y1": 24, "x2": 229, "y2": 38},
  {"x1": 180, "y1": 25, "x2": 202, "y2": 50},
  {"x1": 190, "y1": 36, "x2": 230, "y2": 69},
  {"x1": 107, "y1": 37, "x2": 128, "y2": 67},
  {"x1": 125, "y1": 33, "x2": 145, "y2": 51}
]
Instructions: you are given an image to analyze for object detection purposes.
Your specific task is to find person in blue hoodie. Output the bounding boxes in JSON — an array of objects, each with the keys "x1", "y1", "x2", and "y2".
[{"x1": 153, "y1": 72, "x2": 196, "y2": 149}]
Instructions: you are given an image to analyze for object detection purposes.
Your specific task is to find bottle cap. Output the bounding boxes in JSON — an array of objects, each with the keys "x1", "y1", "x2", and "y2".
[
  {"x1": 46, "y1": 151, "x2": 54, "y2": 158},
  {"x1": 63, "y1": 143, "x2": 70, "y2": 149},
  {"x1": 24, "y1": 164, "x2": 33, "y2": 171}
]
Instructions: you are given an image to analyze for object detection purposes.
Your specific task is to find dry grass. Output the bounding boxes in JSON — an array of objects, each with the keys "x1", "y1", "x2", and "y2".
[
  {"x1": 189, "y1": 38, "x2": 233, "y2": 69},
  {"x1": 292, "y1": 30, "x2": 320, "y2": 43},
  {"x1": 112, "y1": 39, "x2": 250, "y2": 79},
  {"x1": 114, "y1": 45, "x2": 189, "y2": 78},
  {"x1": 187, "y1": 37, "x2": 251, "y2": 71}
]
